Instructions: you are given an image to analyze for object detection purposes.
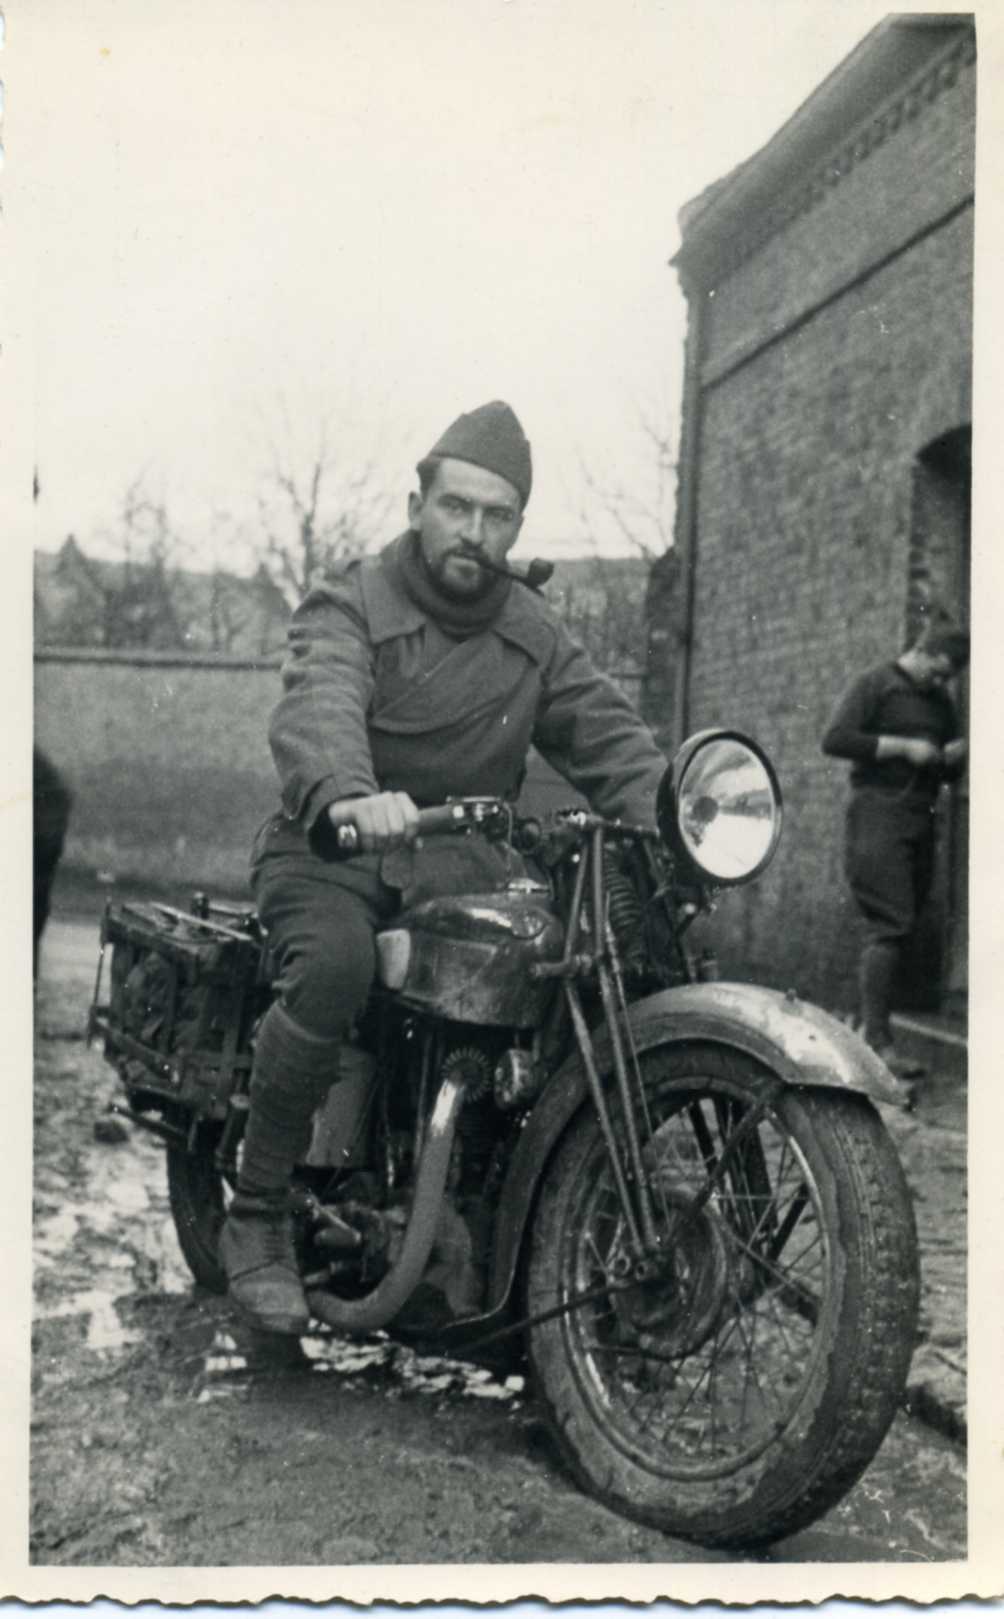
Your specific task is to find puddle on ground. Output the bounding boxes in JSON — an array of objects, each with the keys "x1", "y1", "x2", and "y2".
[
  {"x1": 34, "y1": 1131, "x2": 195, "y2": 1303},
  {"x1": 34, "y1": 1287, "x2": 143, "y2": 1353},
  {"x1": 34, "y1": 1116, "x2": 525, "y2": 1406},
  {"x1": 34, "y1": 1207, "x2": 81, "y2": 1259},
  {"x1": 197, "y1": 1325, "x2": 525, "y2": 1407},
  {"x1": 303, "y1": 1332, "x2": 525, "y2": 1401}
]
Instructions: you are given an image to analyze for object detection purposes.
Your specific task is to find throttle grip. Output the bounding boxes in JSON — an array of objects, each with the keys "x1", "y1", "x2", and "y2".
[{"x1": 331, "y1": 801, "x2": 473, "y2": 859}]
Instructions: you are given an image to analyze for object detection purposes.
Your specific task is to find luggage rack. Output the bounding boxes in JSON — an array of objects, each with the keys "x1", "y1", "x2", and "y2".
[{"x1": 88, "y1": 896, "x2": 267, "y2": 1118}]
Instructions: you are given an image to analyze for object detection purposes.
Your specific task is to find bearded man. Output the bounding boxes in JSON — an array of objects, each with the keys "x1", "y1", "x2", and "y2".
[{"x1": 220, "y1": 401, "x2": 668, "y2": 1332}]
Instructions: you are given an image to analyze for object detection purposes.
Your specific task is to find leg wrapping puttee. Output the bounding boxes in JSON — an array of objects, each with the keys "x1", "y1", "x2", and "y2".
[{"x1": 238, "y1": 1001, "x2": 342, "y2": 1196}]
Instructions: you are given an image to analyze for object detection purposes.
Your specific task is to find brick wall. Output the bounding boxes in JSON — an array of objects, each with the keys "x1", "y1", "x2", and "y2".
[
  {"x1": 674, "y1": 50, "x2": 973, "y2": 1010},
  {"x1": 704, "y1": 51, "x2": 975, "y2": 383}
]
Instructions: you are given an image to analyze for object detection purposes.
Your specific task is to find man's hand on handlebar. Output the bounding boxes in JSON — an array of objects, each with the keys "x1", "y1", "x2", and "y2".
[
  {"x1": 327, "y1": 792, "x2": 420, "y2": 853},
  {"x1": 942, "y1": 738, "x2": 967, "y2": 769}
]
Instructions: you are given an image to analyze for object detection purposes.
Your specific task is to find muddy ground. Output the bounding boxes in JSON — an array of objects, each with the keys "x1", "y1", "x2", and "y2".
[{"x1": 30, "y1": 916, "x2": 966, "y2": 1570}]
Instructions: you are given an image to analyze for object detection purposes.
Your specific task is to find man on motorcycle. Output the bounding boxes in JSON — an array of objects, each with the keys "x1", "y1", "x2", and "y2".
[
  {"x1": 220, "y1": 400, "x2": 669, "y2": 1333},
  {"x1": 821, "y1": 610, "x2": 969, "y2": 1082}
]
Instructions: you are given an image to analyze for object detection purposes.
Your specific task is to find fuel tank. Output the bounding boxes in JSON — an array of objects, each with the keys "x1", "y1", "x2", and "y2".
[{"x1": 375, "y1": 881, "x2": 564, "y2": 1026}]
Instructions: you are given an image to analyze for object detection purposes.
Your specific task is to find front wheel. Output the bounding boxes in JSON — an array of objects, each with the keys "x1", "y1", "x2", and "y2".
[{"x1": 526, "y1": 1042, "x2": 919, "y2": 1549}]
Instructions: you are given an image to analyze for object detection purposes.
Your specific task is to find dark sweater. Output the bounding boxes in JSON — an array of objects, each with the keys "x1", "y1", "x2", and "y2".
[{"x1": 821, "y1": 661, "x2": 962, "y2": 798}]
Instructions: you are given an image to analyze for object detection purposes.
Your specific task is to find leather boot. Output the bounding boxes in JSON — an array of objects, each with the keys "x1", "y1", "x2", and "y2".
[
  {"x1": 859, "y1": 941, "x2": 924, "y2": 1093},
  {"x1": 219, "y1": 1191, "x2": 310, "y2": 1335},
  {"x1": 859, "y1": 940, "x2": 898, "y2": 1051}
]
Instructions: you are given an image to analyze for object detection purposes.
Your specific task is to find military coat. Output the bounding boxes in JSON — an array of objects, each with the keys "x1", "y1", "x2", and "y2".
[{"x1": 260, "y1": 538, "x2": 666, "y2": 889}]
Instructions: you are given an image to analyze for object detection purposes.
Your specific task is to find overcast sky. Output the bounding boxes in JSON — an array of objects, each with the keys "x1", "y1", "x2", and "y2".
[{"x1": 5, "y1": 0, "x2": 990, "y2": 567}]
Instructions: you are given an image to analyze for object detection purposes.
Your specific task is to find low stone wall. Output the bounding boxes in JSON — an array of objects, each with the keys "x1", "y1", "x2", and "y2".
[
  {"x1": 34, "y1": 648, "x2": 595, "y2": 897},
  {"x1": 35, "y1": 650, "x2": 284, "y2": 894}
]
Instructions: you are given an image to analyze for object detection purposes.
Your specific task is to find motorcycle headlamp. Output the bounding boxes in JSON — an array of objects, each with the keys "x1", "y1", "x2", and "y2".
[{"x1": 656, "y1": 729, "x2": 782, "y2": 887}]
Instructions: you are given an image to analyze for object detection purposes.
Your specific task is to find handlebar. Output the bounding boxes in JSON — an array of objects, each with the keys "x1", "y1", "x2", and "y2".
[
  {"x1": 330, "y1": 796, "x2": 651, "y2": 860},
  {"x1": 332, "y1": 799, "x2": 502, "y2": 858}
]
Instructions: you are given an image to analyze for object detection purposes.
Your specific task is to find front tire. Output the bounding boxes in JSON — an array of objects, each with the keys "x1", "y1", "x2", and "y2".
[{"x1": 526, "y1": 1042, "x2": 919, "y2": 1548}]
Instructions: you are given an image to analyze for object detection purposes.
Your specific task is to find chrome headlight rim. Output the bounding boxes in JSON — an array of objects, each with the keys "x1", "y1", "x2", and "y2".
[{"x1": 657, "y1": 727, "x2": 783, "y2": 888}]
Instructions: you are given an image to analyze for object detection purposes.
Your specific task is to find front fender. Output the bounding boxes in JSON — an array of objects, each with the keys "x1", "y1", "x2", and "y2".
[
  {"x1": 485, "y1": 980, "x2": 908, "y2": 1318},
  {"x1": 605, "y1": 981, "x2": 908, "y2": 1103}
]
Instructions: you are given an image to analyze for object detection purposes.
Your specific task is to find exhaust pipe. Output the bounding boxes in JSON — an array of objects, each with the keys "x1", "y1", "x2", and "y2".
[{"x1": 305, "y1": 1072, "x2": 466, "y2": 1333}]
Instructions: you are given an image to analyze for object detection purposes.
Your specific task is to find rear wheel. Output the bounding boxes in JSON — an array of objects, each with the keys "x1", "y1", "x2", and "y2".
[
  {"x1": 166, "y1": 1126, "x2": 230, "y2": 1293},
  {"x1": 526, "y1": 1042, "x2": 919, "y2": 1548}
]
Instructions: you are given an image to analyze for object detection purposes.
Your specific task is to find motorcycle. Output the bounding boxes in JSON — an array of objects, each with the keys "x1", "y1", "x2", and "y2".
[{"x1": 89, "y1": 727, "x2": 919, "y2": 1549}]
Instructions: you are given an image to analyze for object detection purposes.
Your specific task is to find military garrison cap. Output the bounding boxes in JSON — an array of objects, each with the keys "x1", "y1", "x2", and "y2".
[{"x1": 421, "y1": 400, "x2": 532, "y2": 505}]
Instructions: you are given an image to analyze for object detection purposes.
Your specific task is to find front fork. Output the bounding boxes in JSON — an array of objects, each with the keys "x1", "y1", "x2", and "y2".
[
  {"x1": 539, "y1": 826, "x2": 668, "y2": 1270},
  {"x1": 538, "y1": 825, "x2": 776, "y2": 1278}
]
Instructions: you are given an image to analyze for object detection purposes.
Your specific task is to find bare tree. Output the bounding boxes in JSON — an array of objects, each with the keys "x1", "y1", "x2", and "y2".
[
  {"x1": 575, "y1": 392, "x2": 677, "y2": 563},
  {"x1": 41, "y1": 480, "x2": 191, "y2": 650},
  {"x1": 556, "y1": 392, "x2": 679, "y2": 685},
  {"x1": 113, "y1": 480, "x2": 189, "y2": 647},
  {"x1": 191, "y1": 508, "x2": 283, "y2": 655},
  {"x1": 544, "y1": 558, "x2": 650, "y2": 680},
  {"x1": 255, "y1": 426, "x2": 395, "y2": 607}
]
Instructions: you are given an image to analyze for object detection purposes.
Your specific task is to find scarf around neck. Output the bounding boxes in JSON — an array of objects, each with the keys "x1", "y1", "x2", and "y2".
[{"x1": 385, "y1": 530, "x2": 512, "y2": 638}]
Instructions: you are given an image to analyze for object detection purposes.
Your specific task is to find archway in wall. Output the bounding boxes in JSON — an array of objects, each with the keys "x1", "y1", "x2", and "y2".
[{"x1": 904, "y1": 424, "x2": 970, "y2": 1018}]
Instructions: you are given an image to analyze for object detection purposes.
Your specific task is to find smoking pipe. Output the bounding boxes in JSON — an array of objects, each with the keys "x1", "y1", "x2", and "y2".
[{"x1": 457, "y1": 542, "x2": 555, "y2": 591}]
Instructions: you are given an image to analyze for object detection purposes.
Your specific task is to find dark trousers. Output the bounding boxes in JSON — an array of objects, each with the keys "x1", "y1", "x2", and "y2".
[
  {"x1": 844, "y1": 789, "x2": 937, "y2": 1046},
  {"x1": 240, "y1": 815, "x2": 527, "y2": 1193},
  {"x1": 249, "y1": 810, "x2": 525, "y2": 1039},
  {"x1": 253, "y1": 850, "x2": 399, "y2": 1040}
]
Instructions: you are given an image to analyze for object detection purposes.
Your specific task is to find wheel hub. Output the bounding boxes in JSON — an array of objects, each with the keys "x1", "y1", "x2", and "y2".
[{"x1": 610, "y1": 1190, "x2": 732, "y2": 1356}]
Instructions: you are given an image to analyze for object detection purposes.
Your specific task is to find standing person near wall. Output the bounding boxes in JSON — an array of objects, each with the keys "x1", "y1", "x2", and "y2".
[
  {"x1": 219, "y1": 400, "x2": 670, "y2": 1334},
  {"x1": 33, "y1": 746, "x2": 73, "y2": 984},
  {"x1": 821, "y1": 614, "x2": 969, "y2": 1084}
]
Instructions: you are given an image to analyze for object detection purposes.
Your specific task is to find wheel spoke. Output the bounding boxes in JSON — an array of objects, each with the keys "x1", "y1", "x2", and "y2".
[
  {"x1": 722, "y1": 1212, "x2": 824, "y2": 1321},
  {"x1": 730, "y1": 1297, "x2": 780, "y2": 1425},
  {"x1": 579, "y1": 1338, "x2": 686, "y2": 1369},
  {"x1": 766, "y1": 1182, "x2": 811, "y2": 1263},
  {"x1": 692, "y1": 1112, "x2": 824, "y2": 1321}
]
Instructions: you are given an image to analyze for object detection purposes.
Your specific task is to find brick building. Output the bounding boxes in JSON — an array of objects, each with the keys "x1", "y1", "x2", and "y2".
[{"x1": 662, "y1": 15, "x2": 974, "y2": 1012}]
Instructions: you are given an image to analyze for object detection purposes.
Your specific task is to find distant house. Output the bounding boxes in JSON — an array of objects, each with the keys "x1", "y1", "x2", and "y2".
[
  {"x1": 34, "y1": 537, "x2": 290, "y2": 657},
  {"x1": 661, "y1": 15, "x2": 974, "y2": 1012}
]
